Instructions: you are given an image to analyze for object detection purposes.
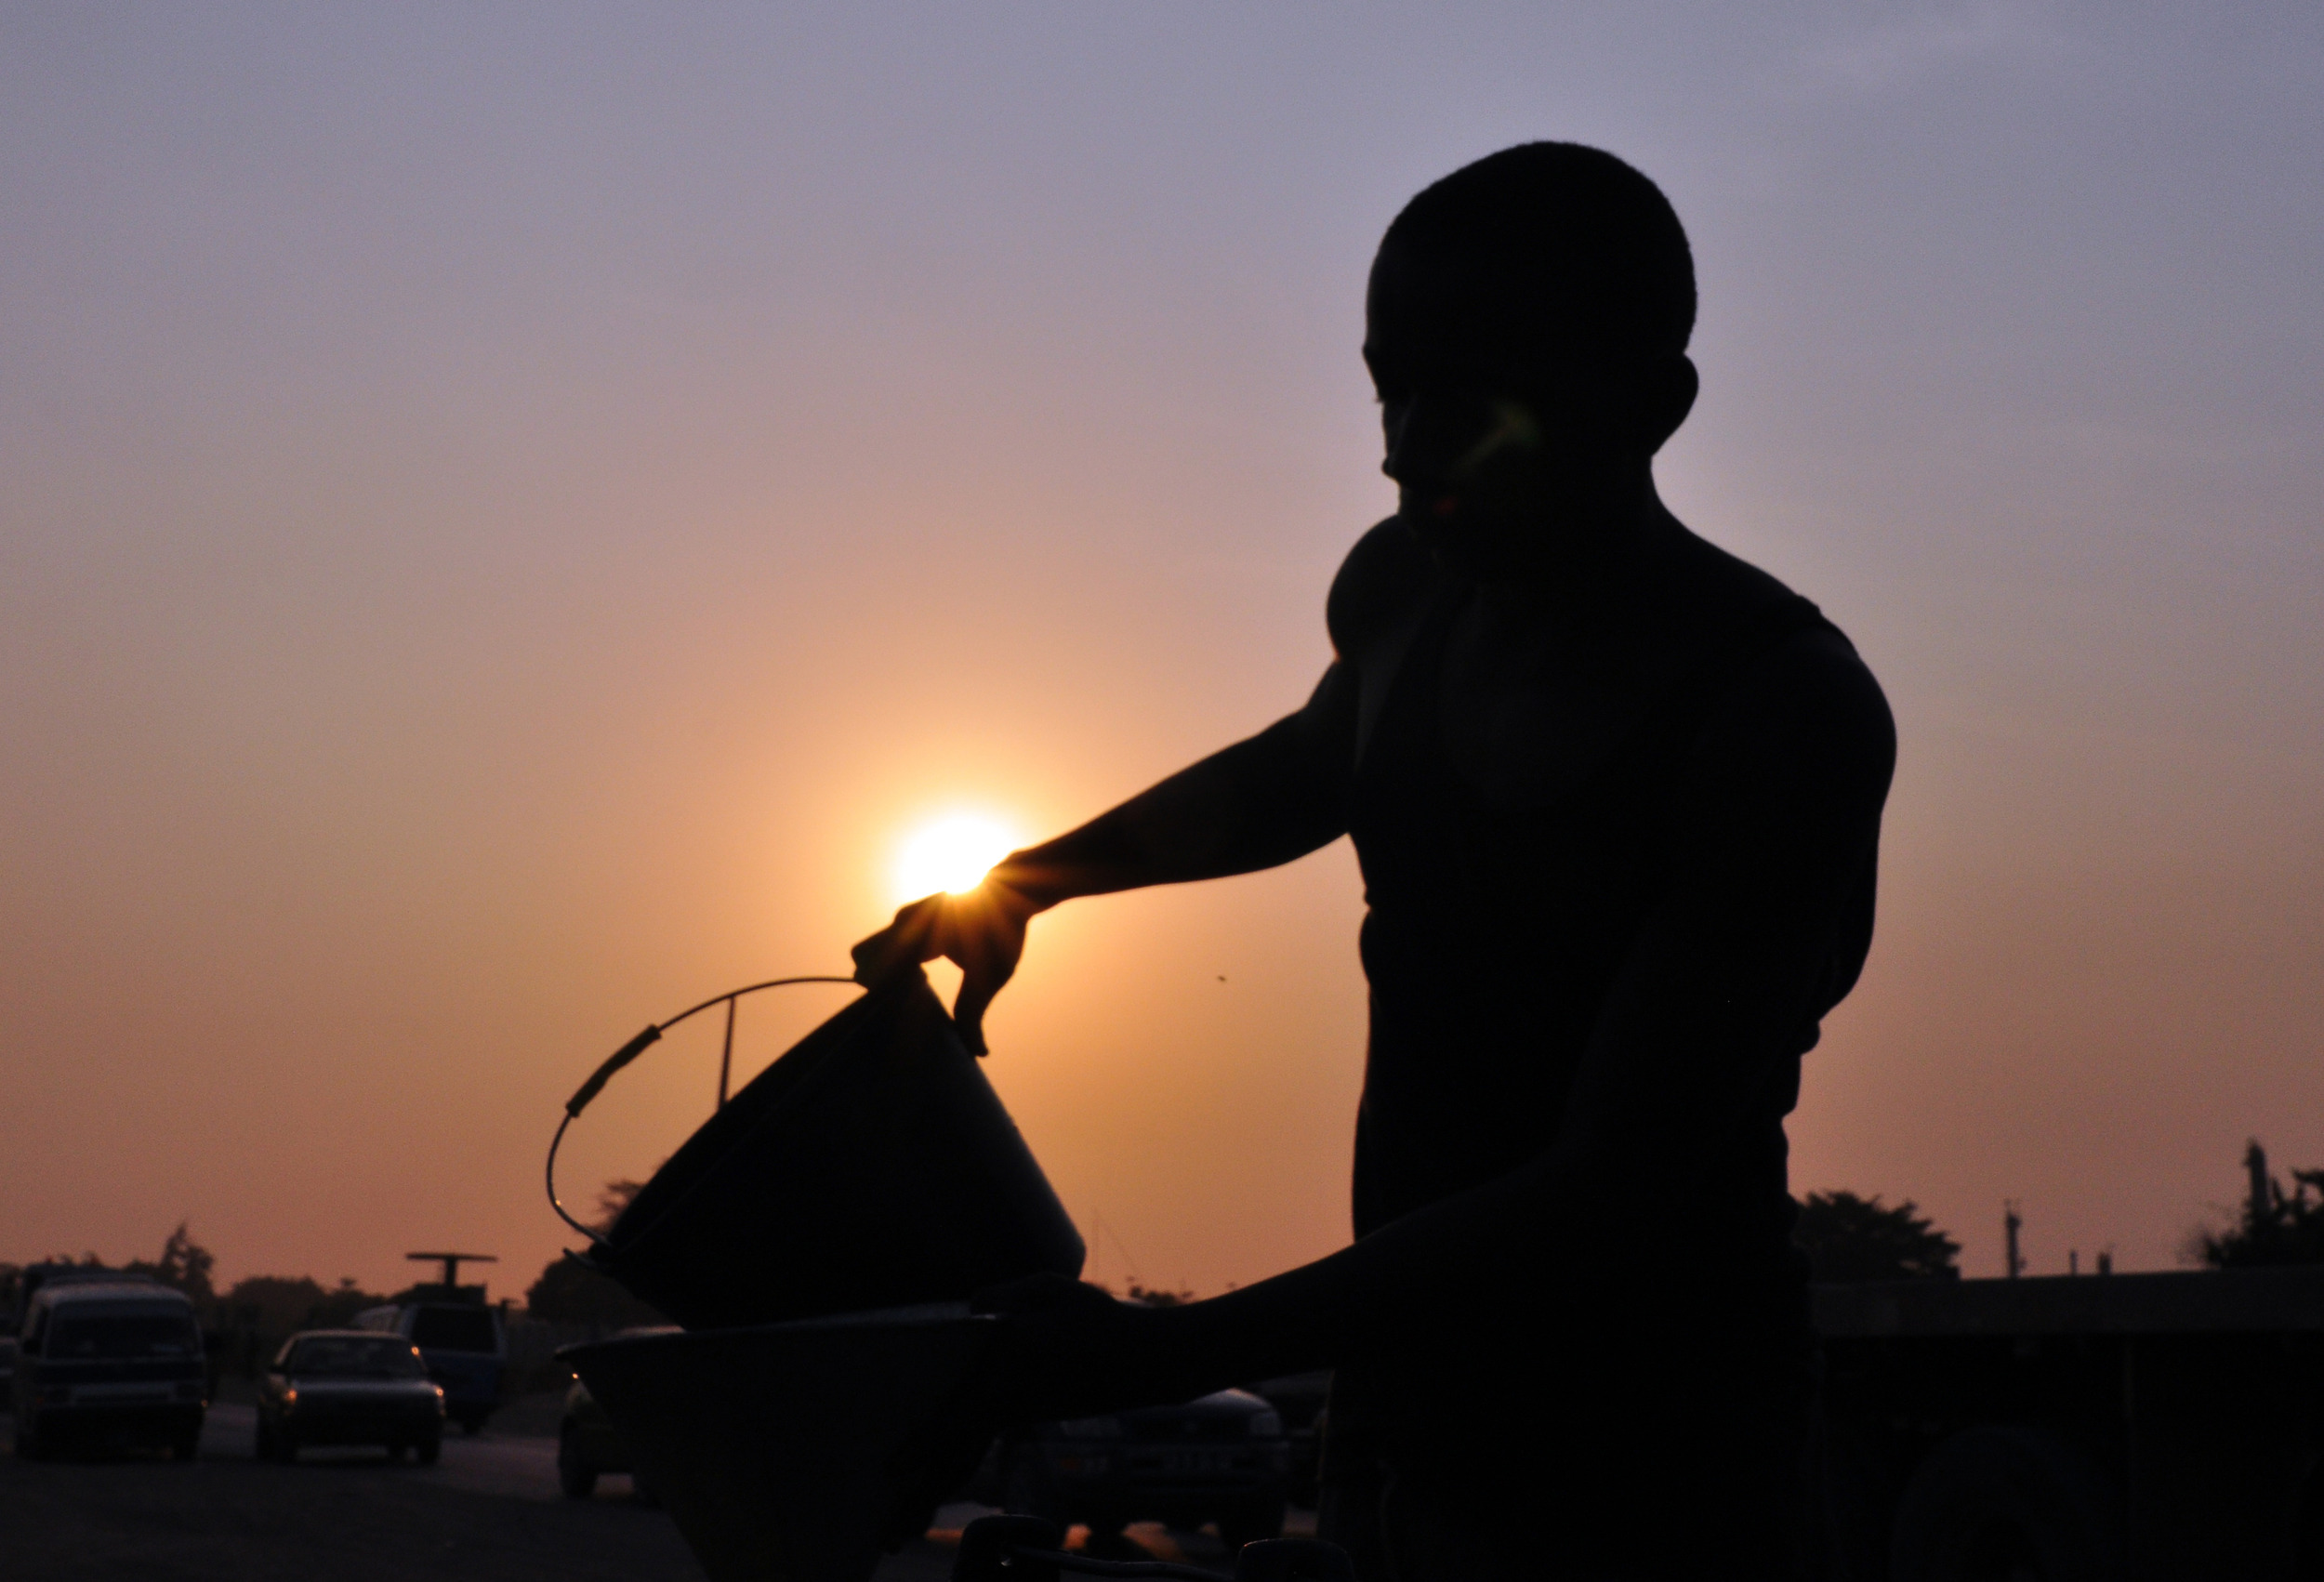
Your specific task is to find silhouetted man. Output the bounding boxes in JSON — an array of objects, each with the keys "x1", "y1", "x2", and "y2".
[{"x1": 856, "y1": 142, "x2": 1894, "y2": 1580}]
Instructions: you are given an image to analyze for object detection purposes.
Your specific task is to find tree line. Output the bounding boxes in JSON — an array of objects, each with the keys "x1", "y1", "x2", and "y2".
[
  {"x1": 1792, "y1": 1135, "x2": 2317, "y2": 1282},
  {"x1": 8, "y1": 1140, "x2": 2314, "y2": 1333}
]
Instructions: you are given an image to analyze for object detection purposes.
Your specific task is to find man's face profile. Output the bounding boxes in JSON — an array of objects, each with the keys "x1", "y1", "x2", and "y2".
[
  {"x1": 1366, "y1": 239, "x2": 1691, "y2": 587},
  {"x1": 1360, "y1": 145, "x2": 1700, "y2": 587}
]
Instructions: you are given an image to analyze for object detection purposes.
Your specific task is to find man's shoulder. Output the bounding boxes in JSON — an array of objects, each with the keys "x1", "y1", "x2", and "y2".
[
  {"x1": 1325, "y1": 518, "x2": 1435, "y2": 661},
  {"x1": 1703, "y1": 619, "x2": 1895, "y2": 806},
  {"x1": 1758, "y1": 624, "x2": 1893, "y2": 733},
  {"x1": 1655, "y1": 527, "x2": 1809, "y2": 626},
  {"x1": 1660, "y1": 534, "x2": 1894, "y2": 784}
]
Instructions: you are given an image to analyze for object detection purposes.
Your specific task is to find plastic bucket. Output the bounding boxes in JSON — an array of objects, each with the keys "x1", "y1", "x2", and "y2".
[
  {"x1": 584, "y1": 969, "x2": 1084, "y2": 1329},
  {"x1": 561, "y1": 1311, "x2": 1004, "y2": 1582}
]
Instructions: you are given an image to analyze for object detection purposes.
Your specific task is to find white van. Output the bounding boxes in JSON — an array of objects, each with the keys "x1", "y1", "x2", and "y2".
[{"x1": 14, "y1": 1276, "x2": 206, "y2": 1459}]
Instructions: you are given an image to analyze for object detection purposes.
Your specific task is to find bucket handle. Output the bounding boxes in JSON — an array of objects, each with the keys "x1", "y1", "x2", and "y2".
[{"x1": 546, "y1": 975, "x2": 860, "y2": 1245}]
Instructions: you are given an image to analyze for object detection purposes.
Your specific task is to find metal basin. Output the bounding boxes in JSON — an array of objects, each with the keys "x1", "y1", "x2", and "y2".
[{"x1": 588, "y1": 972, "x2": 1084, "y2": 1330}]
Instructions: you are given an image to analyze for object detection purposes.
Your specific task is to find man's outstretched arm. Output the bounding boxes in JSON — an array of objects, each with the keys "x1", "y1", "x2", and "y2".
[
  {"x1": 1002, "y1": 666, "x2": 1361, "y2": 904},
  {"x1": 852, "y1": 657, "x2": 1360, "y2": 1047}
]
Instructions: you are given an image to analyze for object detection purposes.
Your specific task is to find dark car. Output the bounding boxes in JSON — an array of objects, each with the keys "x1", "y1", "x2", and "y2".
[
  {"x1": 256, "y1": 1330, "x2": 446, "y2": 1463},
  {"x1": 352, "y1": 1301, "x2": 504, "y2": 1433},
  {"x1": 991, "y1": 1389, "x2": 1291, "y2": 1549},
  {"x1": 556, "y1": 1325, "x2": 677, "y2": 1500},
  {"x1": 13, "y1": 1276, "x2": 206, "y2": 1460}
]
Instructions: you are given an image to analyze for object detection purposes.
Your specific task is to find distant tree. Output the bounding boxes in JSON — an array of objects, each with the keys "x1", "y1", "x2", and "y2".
[
  {"x1": 1124, "y1": 1283, "x2": 1195, "y2": 1308},
  {"x1": 1088, "y1": 1279, "x2": 1197, "y2": 1307},
  {"x1": 593, "y1": 1179, "x2": 647, "y2": 1227},
  {"x1": 1793, "y1": 1191, "x2": 1961, "y2": 1282},
  {"x1": 2192, "y1": 1140, "x2": 2324, "y2": 1268},
  {"x1": 223, "y1": 1275, "x2": 330, "y2": 1334},
  {"x1": 222, "y1": 1274, "x2": 390, "y2": 1333},
  {"x1": 524, "y1": 1178, "x2": 667, "y2": 1328},
  {"x1": 126, "y1": 1222, "x2": 217, "y2": 1305},
  {"x1": 310, "y1": 1276, "x2": 390, "y2": 1327}
]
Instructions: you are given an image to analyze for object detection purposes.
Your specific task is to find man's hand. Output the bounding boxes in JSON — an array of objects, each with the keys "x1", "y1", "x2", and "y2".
[
  {"x1": 851, "y1": 874, "x2": 1041, "y2": 1054},
  {"x1": 970, "y1": 1272, "x2": 1173, "y2": 1423}
]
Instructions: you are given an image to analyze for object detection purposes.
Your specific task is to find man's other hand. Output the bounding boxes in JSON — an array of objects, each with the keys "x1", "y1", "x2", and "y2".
[
  {"x1": 971, "y1": 1272, "x2": 1170, "y2": 1424},
  {"x1": 851, "y1": 876, "x2": 1039, "y2": 1054}
]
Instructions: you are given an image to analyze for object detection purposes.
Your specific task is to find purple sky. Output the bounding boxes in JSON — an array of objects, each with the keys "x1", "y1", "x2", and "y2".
[{"x1": 4, "y1": 4, "x2": 2318, "y2": 1299}]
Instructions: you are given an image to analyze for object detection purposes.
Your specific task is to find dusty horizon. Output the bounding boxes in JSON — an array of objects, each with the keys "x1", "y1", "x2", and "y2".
[{"x1": 5, "y1": 6, "x2": 2319, "y2": 1302}]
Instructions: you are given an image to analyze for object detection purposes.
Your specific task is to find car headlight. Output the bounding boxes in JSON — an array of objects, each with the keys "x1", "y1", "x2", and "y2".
[
  {"x1": 1248, "y1": 1410, "x2": 1283, "y2": 1437},
  {"x1": 1056, "y1": 1416, "x2": 1123, "y2": 1439}
]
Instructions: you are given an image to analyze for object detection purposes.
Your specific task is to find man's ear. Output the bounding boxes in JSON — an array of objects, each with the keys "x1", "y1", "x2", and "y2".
[{"x1": 1642, "y1": 355, "x2": 1698, "y2": 455}]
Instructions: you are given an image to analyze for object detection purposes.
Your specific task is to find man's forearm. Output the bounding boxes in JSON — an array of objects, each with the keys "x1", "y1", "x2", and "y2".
[
  {"x1": 1114, "y1": 1143, "x2": 1610, "y2": 1406},
  {"x1": 995, "y1": 716, "x2": 1348, "y2": 911}
]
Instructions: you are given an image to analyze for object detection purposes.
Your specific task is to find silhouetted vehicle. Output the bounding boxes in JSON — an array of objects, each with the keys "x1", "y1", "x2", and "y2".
[
  {"x1": 352, "y1": 1299, "x2": 504, "y2": 1433},
  {"x1": 12, "y1": 1274, "x2": 205, "y2": 1460},
  {"x1": 1246, "y1": 1372, "x2": 1329, "y2": 1508},
  {"x1": 1814, "y1": 1266, "x2": 2324, "y2": 1581},
  {"x1": 556, "y1": 1325, "x2": 678, "y2": 1500},
  {"x1": 985, "y1": 1389, "x2": 1290, "y2": 1549},
  {"x1": 255, "y1": 1329, "x2": 445, "y2": 1463}
]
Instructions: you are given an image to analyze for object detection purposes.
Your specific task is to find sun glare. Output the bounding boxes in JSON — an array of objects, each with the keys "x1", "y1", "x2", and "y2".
[{"x1": 893, "y1": 812, "x2": 1018, "y2": 903}]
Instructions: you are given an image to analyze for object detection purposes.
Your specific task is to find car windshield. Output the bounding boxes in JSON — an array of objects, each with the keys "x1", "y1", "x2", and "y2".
[
  {"x1": 47, "y1": 1311, "x2": 200, "y2": 1360},
  {"x1": 409, "y1": 1307, "x2": 496, "y2": 1353},
  {"x1": 290, "y1": 1337, "x2": 427, "y2": 1378}
]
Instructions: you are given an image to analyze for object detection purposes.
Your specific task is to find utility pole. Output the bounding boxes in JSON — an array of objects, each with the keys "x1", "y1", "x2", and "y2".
[{"x1": 2004, "y1": 1201, "x2": 2025, "y2": 1279}]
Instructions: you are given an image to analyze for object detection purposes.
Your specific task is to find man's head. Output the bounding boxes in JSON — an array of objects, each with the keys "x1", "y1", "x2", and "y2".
[{"x1": 1365, "y1": 142, "x2": 1698, "y2": 581}]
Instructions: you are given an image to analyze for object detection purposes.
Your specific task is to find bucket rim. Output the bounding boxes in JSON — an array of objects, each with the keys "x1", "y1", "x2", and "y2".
[{"x1": 594, "y1": 982, "x2": 897, "y2": 1259}]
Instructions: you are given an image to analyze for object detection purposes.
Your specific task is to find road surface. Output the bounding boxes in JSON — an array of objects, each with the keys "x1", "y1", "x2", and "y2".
[{"x1": 1, "y1": 1404, "x2": 1253, "y2": 1580}]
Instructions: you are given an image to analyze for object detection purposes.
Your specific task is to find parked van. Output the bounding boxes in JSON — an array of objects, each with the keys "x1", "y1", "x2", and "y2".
[
  {"x1": 13, "y1": 1274, "x2": 206, "y2": 1459},
  {"x1": 353, "y1": 1299, "x2": 504, "y2": 1433}
]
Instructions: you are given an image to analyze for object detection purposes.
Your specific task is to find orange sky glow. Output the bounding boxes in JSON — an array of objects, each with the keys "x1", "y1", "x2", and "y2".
[{"x1": 3, "y1": 7, "x2": 2319, "y2": 1304}]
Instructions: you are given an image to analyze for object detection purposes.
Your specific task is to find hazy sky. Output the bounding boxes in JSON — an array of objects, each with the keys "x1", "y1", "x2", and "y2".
[{"x1": 5, "y1": 4, "x2": 2318, "y2": 1301}]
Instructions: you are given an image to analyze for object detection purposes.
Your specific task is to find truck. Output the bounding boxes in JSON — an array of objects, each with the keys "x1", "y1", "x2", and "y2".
[
  {"x1": 352, "y1": 1252, "x2": 507, "y2": 1434},
  {"x1": 1813, "y1": 1263, "x2": 2324, "y2": 1580}
]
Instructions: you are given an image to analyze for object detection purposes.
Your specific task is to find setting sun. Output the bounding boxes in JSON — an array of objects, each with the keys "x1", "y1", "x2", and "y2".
[{"x1": 892, "y1": 812, "x2": 1019, "y2": 903}]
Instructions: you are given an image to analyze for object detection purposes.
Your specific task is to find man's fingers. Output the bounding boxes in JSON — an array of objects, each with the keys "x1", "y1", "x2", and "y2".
[
  {"x1": 952, "y1": 930, "x2": 1013, "y2": 1053},
  {"x1": 952, "y1": 970, "x2": 1001, "y2": 1056},
  {"x1": 854, "y1": 889, "x2": 1029, "y2": 1048},
  {"x1": 849, "y1": 932, "x2": 899, "y2": 985},
  {"x1": 851, "y1": 896, "x2": 943, "y2": 985},
  {"x1": 941, "y1": 890, "x2": 1026, "y2": 1051}
]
